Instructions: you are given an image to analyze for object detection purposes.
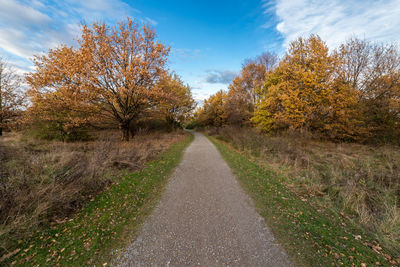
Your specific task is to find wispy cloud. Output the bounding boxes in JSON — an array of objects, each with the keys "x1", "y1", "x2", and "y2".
[
  {"x1": 265, "y1": 0, "x2": 400, "y2": 48},
  {"x1": 0, "y1": 0, "x2": 155, "y2": 71},
  {"x1": 144, "y1": 17, "x2": 158, "y2": 26},
  {"x1": 170, "y1": 48, "x2": 202, "y2": 63},
  {"x1": 187, "y1": 77, "x2": 230, "y2": 102},
  {"x1": 65, "y1": 0, "x2": 139, "y2": 18},
  {"x1": 0, "y1": 0, "x2": 50, "y2": 26},
  {"x1": 205, "y1": 70, "x2": 236, "y2": 84}
]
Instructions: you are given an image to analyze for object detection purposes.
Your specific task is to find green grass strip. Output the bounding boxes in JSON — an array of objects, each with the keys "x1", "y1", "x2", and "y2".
[
  {"x1": 209, "y1": 136, "x2": 393, "y2": 267},
  {"x1": 7, "y1": 134, "x2": 194, "y2": 266}
]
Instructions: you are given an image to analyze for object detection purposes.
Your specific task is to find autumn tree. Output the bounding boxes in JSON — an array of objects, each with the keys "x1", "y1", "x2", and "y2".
[
  {"x1": 26, "y1": 47, "x2": 97, "y2": 140},
  {"x1": 197, "y1": 90, "x2": 227, "y2": 127},
  {"x1": 241, "y1": 52, "x2": 278, "y2": 104},
  {"x1": 27, "y1": 18, "x2": 169, "y2": 141},
  {"x1": 338, "y1": 37, "x2": 400, "y2": 140},
  {"x1": 225, "y1": 52, "x2": 278, "y2": 126},
  {"x1": 156, "y1": 73, "x2": 195, "y2": 129},
  {"x1": 0, "y1": 57, "x2": 23, "y2": 136},
  {"x1": 252, "y1": 35, "x2": 360, "y2": 140},
  {"x1": 224, "y1": 80, "x2": 254, "y2": 126}
]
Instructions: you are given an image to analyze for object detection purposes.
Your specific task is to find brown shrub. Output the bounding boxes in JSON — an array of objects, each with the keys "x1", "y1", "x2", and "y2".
[
  {"x1": 0, "y1": 130, "x2": 187, "y2": 248},
  {"x1": 211, "y1": 126, "x2": 400, "y2": 250}
]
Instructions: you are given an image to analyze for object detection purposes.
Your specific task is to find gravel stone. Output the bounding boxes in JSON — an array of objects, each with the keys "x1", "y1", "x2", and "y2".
[{"x1": 112, "y1": 132, "x2": 292, "y2": 266}]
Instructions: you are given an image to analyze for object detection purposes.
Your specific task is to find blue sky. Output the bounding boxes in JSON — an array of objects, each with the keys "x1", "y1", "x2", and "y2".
[{"x1": 1, "y1": 0, "x2": 400, "y2": 101}]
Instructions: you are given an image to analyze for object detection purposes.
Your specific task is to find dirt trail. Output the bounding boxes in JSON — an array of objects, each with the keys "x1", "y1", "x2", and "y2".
[{"x1": 113, "y1": 132, "x2": 292, "y2": 266}]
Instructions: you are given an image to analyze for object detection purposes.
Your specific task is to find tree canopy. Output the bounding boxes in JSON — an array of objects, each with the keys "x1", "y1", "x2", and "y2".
[
  {"x1": 26, "y1": 18, "x2": 172, "y2": 141},
  {"x1": 196, "y1": 35, "x2": 400, "y2": 142}
]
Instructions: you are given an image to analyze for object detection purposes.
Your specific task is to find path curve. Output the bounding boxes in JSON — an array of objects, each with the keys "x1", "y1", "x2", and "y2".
[{"x1": 113, "y1": 132, "x2": 292, "y2": 266}]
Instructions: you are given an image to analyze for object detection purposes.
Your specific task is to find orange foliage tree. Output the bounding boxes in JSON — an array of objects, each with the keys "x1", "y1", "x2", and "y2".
[
  {"x1": 27, "y1": 18, "x2": 170, "y2": 141},
  {"x1": 252, "y1": 35, "x2": 361, "y2": 140},
  {"x1": 197, "y1": 35, "x2": 399, "y2": 142},
  {"x1": 26, "y1": 46, "x2": 96, "y2": 140},
  {"x1": 197, "y1": 90, "x2": 227, "y2": 127},
  {"x1": 156, "y1": 73, "x2": 195, "y2": 129}
]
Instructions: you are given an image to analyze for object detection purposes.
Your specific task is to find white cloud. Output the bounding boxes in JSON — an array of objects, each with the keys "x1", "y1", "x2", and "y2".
[
  {"x1": 170, "y1": 48, "x2": 202, "y2": 62},
  {"x1": 186, "y1": 76, "x2": 229, "y2": 102},
  {"x1": 0, "y1": 28, "x2": 33, "y2": 58},
  {"x1": 0, "y1": 0, "x2": 156, "y2": 73},
  {"x1": 144, "y1": 17, "x2": 158, "y2": 26},
  {"x1": 267, "y1": 0, "x2": 400, "y2": 48},
  {"x1": 191, "y1": 83, "x2": 227, "y2": 102},
  {"x1": 205, "y1": 70, "x2": 237, "y2": 84},
  {"x1": 0, "y1": 0, "x2": 51, "y2": 27},
  {"x1": 62, "y1": 0, "x2": 139, "y2": 22}
]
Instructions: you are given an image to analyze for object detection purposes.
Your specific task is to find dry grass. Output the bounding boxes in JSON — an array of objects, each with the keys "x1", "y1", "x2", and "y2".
[
  {"x1": 0, "y1": 130, "x2": 187, "y2": 255},
  {"x1": 209, "y1": 126, "x2": 400, "y2": 252}
]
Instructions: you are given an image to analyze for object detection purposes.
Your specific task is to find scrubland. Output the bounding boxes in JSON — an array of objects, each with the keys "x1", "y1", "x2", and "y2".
[
  {"x1": 207, "y1": 126, "x2": 400, "y2": 255},
  {"x1": 0, "y1": 130, "x2": 188, "y2": 262}
]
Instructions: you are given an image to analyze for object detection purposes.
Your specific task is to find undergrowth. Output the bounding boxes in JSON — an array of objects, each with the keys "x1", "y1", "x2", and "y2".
[
  {"x1": 207, "y1": 127, "x2": 399, "y2": 266},
  {"x1": 0, "y1": 131, "x2": 191, "y2": 265}
]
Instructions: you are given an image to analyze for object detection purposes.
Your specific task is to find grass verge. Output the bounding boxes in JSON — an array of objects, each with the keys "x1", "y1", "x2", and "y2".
[
  {"x1": 209, "y1": 136, "x2": 398, "y2": 267},
  {"x1": 5, "y1": 133, "x2": 193, "y2": 266}
]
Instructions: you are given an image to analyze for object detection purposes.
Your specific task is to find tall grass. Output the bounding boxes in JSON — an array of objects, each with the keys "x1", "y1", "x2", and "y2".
[
  {"x1": 0, "y1": 130, "x2": 187, "y2": 259},
  {"x1": 208, "y1": 126, "x2": 400, "y2": 252}
]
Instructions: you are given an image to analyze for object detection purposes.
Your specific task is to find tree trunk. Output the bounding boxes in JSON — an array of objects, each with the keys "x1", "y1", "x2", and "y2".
[
  {"x1": 166, "y1": 116, "x2": 175, "y2": 132},
  {"x1": 130, "y1": 126, "x2": 136, "y2": 139},
  {"x1": 120, "y1": 122, "x2": 131, "y2": 141}
]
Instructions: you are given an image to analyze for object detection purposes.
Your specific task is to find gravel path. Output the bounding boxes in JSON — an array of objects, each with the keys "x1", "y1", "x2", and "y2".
[{"x1": 113, "y1": 132, "x2": 292, "y2": 266}]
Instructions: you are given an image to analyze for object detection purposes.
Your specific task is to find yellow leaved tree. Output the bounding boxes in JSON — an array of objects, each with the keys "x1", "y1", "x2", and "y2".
[
  {"x1": 225, "y1": 53, "x2": 278, "y2": 126},
  {"x1": 252, "y1": 35, "x2": 361, "y2": 140},
  {"x1": 197, "y1": 90, "x2": 227, "y2": 127}
]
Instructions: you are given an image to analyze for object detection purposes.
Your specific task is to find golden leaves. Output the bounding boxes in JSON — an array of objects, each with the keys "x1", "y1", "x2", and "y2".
[
  {"x1": 197, "y1": 90, "x2": 228, "y2": 127},
  {"x1": 252, "y1": 35, "x2": 363, "y2": 140},
  {"x1": 198, "y1": 53, "x2": 278, "y2": 127}
]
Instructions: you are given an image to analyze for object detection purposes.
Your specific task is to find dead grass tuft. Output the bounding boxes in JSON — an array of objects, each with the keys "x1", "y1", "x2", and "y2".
[
  {"x1": 209, "y1": 126, "x2": 400, "y2": 251},
  {"x1": 0, "y1": 130, "x2": 187, "y2": 255}
]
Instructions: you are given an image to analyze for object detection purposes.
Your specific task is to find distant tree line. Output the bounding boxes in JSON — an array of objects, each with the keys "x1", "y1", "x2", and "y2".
[{"x1": 196, "y1": 35, "x2": 400, "y2": 142}]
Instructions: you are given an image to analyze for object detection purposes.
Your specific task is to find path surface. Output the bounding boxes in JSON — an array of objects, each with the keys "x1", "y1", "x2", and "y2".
[{"x1": 113, "y1": 132, "x2": 292, "y2": 266}]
